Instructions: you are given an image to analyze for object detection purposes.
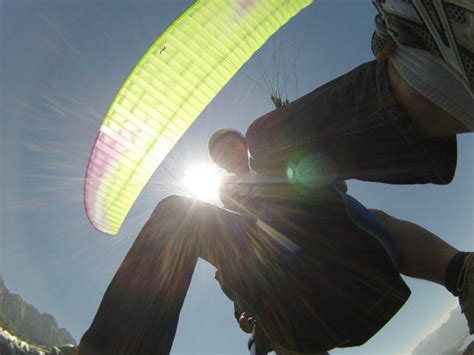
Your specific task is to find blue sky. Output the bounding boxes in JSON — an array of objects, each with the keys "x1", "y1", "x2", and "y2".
[{"x1": 1, "y1": 0, "x2": 472, "y2": 354}]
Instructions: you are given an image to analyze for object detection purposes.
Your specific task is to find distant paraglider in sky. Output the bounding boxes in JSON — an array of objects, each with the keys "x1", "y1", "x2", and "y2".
[{"x1": 84, "y1": 0, "x2": 314, "y2": 235}]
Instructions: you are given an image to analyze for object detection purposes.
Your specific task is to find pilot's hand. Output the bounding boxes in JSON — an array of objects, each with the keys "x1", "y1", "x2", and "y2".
[
  {"x1": 335, "y1": 180, "x2": 348, "y2": 193},
  {"x1": 238, "y1": 311, "x2": 254, "y2": 333}
]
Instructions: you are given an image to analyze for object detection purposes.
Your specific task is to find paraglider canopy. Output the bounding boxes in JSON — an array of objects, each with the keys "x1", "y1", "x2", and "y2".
[{"x1": 84, "y1": 0, "x2": 314, "y2": 235}]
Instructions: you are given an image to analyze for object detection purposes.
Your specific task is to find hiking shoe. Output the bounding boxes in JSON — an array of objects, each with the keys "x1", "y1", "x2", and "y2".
[
  {"x1": 372, "y1": 0, "x2": 474, "y2": 92},
  {"x1": 458, "y1": 253, "x2": 474, "y2": 334},
  {"x1": 371, "y1": 14, "x2": 395, "y2": 60}
]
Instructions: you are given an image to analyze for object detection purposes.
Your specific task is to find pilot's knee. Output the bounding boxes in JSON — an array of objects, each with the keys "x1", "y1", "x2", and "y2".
[
  {"x1": 369, "y1": 209, "x2": 405, "y2": 231},
  {"x1": 369, "y1": 209, "x2": 389, "y2": 219},
  {"x1": 151, "y1": 195, "x2": 191, "y2": 217},
  {"x1": 245, "y1": 114, "x2": 272, "y2": 154}
]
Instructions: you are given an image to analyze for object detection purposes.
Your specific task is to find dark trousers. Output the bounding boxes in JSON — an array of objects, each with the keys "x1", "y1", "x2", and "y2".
[
  {"x1": 246, "y1": 60, "x2": 456, "y2": 185},
  {"x1": 79, "y1": 196, "x2": 279, "y2": 354},
  {"x1": 79, "y1": 193, "x2": 409, "y2": 354}
]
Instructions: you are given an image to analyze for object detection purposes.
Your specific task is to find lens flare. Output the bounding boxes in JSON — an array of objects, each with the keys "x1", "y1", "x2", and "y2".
[{"x1": 183, "y1": 165, "x2": 222, "y2": 202}]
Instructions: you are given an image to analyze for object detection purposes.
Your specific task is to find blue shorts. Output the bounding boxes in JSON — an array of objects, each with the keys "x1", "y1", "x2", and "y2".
[{"x1": 246, "y1": 60, "x2": 457, "y2": 185}]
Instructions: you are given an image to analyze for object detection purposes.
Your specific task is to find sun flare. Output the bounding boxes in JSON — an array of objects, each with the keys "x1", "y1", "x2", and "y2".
[{"x1": 183, "y1": 165, "x2": 223, "y2": 201}]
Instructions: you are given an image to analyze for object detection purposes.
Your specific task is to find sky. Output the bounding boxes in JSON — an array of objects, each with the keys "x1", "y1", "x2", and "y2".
[
  {"x1": 412, "y1": 304, "x2": 472, "y2": 355},
  {"x1": 1, "y1": 0, "x2": 473, "y2": 354}
]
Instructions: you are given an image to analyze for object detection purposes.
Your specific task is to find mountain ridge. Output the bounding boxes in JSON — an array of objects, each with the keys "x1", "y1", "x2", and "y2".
[{"x1": 0, "y1": 275, "x2": 76, "y2": 348}]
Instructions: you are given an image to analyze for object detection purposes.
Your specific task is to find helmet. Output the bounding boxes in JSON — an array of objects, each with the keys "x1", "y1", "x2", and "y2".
[{"x1": 208, "y1": 129, "x2": 245, "y2": 161}]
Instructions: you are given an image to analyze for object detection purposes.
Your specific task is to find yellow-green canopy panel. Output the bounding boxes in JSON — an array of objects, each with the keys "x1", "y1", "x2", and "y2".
[{"x1": 84, "y1": 0, "x2": 314, "y2": 235}]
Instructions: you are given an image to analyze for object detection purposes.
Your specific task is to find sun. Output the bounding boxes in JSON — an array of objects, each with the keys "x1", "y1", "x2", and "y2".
[{"x1": 182, "y1": 165, "x2": 223, "y2": 201}]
